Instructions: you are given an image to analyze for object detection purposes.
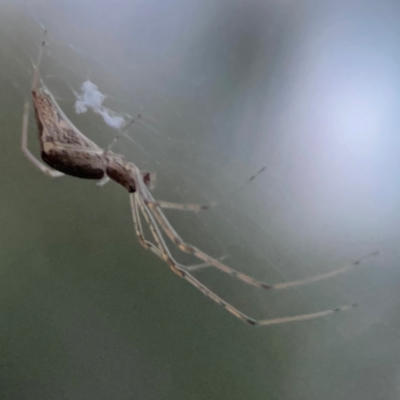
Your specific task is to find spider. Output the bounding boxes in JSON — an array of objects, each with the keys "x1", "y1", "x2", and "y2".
[{"x1": 22, "y1": 32, "x2": 379, "y2": 326}]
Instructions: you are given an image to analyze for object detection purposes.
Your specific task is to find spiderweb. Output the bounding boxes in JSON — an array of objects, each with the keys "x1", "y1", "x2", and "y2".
[{"x1": 1, "y1": 0, "x2": 385, "y2": 322}]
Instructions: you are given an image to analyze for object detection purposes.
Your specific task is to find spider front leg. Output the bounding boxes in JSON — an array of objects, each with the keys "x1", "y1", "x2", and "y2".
[
  {"x1": 129, "y1": 165, "x2": 293, "y2": 289},
  {"x1": 133, "y1": 193, "x2": 357, "y2": 326},
  {"x1": 138, "y1": 180, "x2": 379, "y2": 291},
  {"x1": 145, "y1": 166, "x2": 269, "y2": 212},
  {"x1": 131, "y1": 192, "x2": 256, "y2": 324},
  {"x1": 145, "y1": 199, "x2": 211, "y2": 212},
  {"x1": 129, "y1": 192, "x2": 163, "y2": 258},
  {"x1": 21, "y1": 101, "x2": 64, "y2": 178},
  {"x1": 131, "y1": 193, "x2": 228, "y2": 271}
]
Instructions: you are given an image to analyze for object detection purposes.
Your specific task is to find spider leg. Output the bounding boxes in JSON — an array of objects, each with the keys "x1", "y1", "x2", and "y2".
[
  {"x1": 96, "y1": 176, "x2": 111, "y2": 187},
  {"x1": 133, "y1": 191, "x2": 221, "y2": 273},
  {"x1": 146, "y1": 165, "x2": 268, "y2": 211},
  {"x1": 183, "y1": 256, "x2": 229, "y2": 272},
  {"x1": 145, "y1": 200, "x2": 212, "y2": 212},
  {"x1": 130, "y1": 165, "x2": 379, "y2": 291},
  {"x1": 145, "y1": 197, "x2": 274, "y2": 288},
  {"x1": 21, "y1": 101, "x2": 64, "y2": 178},
  {"x1": 133, "y1": 193, "x2": 228, "y2": 270},
  {"x1": 31, "y1": 29, "x2": 46, "y2": 92},
  {"x1": 256, "y1": 303, "x2": 357, "y2": 327},
  {"x1": 134, "y1": 193, "x2": 357, "y2": 326},
  {"x1": 129, "y1": 192, "x2": 163, "y2": 257},
  {"x1": 269, "y1": 251, "x2": 379, "y2": 289},
  {"x1": 149, "y1": 199, "x2": 378, "y2": 290}
]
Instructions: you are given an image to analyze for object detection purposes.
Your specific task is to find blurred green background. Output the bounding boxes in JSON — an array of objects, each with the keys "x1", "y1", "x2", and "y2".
[{"x1": 1, "y1": 0, "x2": 400, "y2": 399}]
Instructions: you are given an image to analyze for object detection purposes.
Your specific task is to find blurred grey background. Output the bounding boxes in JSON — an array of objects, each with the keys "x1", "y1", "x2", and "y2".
[{"x1": 0, "y1": 0, "x2": 399, "y2": 399}]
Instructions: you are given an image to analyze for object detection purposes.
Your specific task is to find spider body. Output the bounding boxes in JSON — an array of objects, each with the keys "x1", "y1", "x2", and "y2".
[
  {"x1": 21, "y1": 32, "x2": 378, "y2": 326},
  {"x1": 32, "y1": 84, "x2": 146, "y2": 193}
]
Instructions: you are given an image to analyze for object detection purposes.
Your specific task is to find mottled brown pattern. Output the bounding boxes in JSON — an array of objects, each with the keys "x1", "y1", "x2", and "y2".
[
  {"x1": 32, "y1": 89, "x2": 99, "y2": 149},
  {"x1": 31, "y1": 86, "x2": 110, "y2": 180}
]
